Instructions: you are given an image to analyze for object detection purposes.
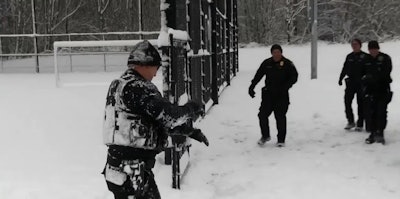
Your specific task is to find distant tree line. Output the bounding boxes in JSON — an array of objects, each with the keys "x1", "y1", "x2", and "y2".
[
  {"x1": 1, "y1": 0, "x2": 400, "y2": 54},
  {"x1": 0, "y1": 0, "x2": 160, "y2": 54},
  {"x1": 238, "y1": 0, "x2": 400, "y2": 44}
]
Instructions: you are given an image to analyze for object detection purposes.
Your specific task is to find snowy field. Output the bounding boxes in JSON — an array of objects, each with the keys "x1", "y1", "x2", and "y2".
[{"x1": 1, "y1": 42, "x2": 400, "y2": 199}]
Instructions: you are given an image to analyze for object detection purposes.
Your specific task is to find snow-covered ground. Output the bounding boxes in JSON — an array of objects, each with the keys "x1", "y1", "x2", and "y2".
[{"x1": 1, "y1": 42, "x2": 400, "y2": 199}]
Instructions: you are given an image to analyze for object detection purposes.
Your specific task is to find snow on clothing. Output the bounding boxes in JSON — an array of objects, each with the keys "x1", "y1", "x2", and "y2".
[
  {"x1": 103, "y1": 68, "x2": 202, "y2": 198},
  {"x1": 362, "y1": 52, "x2": 393, "y2": 135},
  {"x1": 339, "y1": 51, "x2": 369, "y2": 127},
  {"x1": 249, "y1": 57, "x2": 298, "y2": 143},
  {"x1": 103, "y1": 68, "x2": 200, "y2": 150}
]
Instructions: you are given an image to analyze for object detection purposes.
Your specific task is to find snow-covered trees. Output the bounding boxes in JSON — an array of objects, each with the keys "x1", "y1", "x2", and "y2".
[
  {"x1": 0, "y1": 0, "x2": 160, "y2": 54},
  {"x1": 238, "y1": 0, "x2": 400, "y2": 44},
  {"x1": 1, "y1": 0, "x2": 400, "y2": 52}
]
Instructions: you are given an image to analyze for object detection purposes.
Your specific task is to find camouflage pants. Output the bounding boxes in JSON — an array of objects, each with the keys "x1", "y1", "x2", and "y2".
[
  {"x1": 103, "y1": 155, "x2": 161, "y2": 199},
  {"x1": 105, "y1": 169, "x2": 161, "y2": 199}
]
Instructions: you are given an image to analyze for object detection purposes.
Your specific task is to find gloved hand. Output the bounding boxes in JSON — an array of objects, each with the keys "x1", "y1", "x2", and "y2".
[
  {"x1": 189, "y1": 128, "x2": 209, "y2": 146},
  {"x1": 338, "y1": 79, "x2": 342, "y2": 86},
  {"x1": 185, "y1": 101, "x2": 204, "y2": 117},
  {"x1": 248, "y1": 85, "x2": 255, "y2": 98}
]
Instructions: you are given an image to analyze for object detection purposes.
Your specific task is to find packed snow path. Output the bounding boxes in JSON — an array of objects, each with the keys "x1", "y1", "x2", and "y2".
[{"x1": 0, "y1": 42, "x2": 399, "y2": 199}]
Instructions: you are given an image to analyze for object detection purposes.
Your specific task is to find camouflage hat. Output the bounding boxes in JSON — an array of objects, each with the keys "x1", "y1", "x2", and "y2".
[{"x1": 127, "y1": 40, "x2": 162, "y2": 66}]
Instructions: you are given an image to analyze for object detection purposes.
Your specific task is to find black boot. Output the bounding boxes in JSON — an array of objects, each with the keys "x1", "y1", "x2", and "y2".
[
  {"x1": 344, "y1": 122, "x2": 355, "y2": 130},
  {"x1": 365, "y1": 133, "x2": 375, "y2": 144},
  {"x1": 374, "y1": 131, "x2": 385, "y2": 145}
]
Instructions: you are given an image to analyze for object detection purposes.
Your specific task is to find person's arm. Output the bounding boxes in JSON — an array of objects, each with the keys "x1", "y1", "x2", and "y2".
[
  {"x1": 382, "y1": 55, "x2": 393, "y2": 84},
  {"x1": 170, "y1": 125, "x2": 209, "y2": 146},
  {"x1": 339, "y1": 55, "x2": 349, "y2": 85},
  {"x1": 285, "y1": 61, "x2": 298, "y2": 90},
  {"x1": 250, "y1": 60, "x2": 267, "y2": 88},
  {"x1": 248, "y1": 60, "x2": 267, "y2": 98},
  {"x1": 123, "y1": 83, "x2": 203, "y2": 129}
]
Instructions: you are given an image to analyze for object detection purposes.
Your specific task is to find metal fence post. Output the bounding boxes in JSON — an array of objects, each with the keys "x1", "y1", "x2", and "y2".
[
  {"x1": 138, "y1": 0, "x2": 143, "y2": 40},
  {"x1": 69, "y1": 35, "x2": 73, "y2": 72},
  {"x1": 233, "y1": 0, "x2": 239, "y2": 74},
  {"x1": 311, "y1": 0, "x2": 318, "y2": 79},
  {"x1": 210, "y1": 1, "x2": 218, "y2": 104},
  {"x1": 226, "y1": 0, "x2": 231, "y2": 85},
  {"x1": 0, "y1": 37, "x2": 3, "y2": 72},
  {"x1": 31, "y1": 0, "x2": 39, "y2": 73},
  {"x1": 102, "y1": 35, "x2": 106, "y2": 72}
]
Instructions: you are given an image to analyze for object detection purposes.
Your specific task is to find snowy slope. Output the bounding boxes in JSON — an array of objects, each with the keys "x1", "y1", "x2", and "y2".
[{"x1": 1, "y1": 42, "x2": 400, "y2": 199}]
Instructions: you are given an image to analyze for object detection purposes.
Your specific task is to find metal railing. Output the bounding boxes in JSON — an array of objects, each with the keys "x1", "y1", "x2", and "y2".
[{"x1": 0, "y1": 31, "x2": 159, "y2": 73}]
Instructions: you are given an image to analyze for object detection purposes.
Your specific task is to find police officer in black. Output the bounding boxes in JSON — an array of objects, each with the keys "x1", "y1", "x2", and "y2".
[
  {"x1": 248, "y1": 44, "x2": 298, "y2": 147},
  {"x1": 338, "y1": 39, "x2": 368, "y2": 131},
  {"x1": 362, "y1": 41, "x2": 393, "y2": 144}
]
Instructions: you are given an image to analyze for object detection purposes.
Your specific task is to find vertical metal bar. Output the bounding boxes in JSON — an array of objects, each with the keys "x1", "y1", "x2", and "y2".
[
  {"x1": 69, "y1": 35, "x2": 73, "y2": 72},
  {"x1": 0, "y1": 37, "x2": 3, "y2": 72},
  {"x1": 31, "y1": 0, "x2": 39, "y2": 73},
  {"x1": 233, "y1": 0, "x2": 238, "y2": 74},
  {"x1": 225, "y1": 0, "x2": 231, "y2": 85},
  {"x1": 54, "y1": 45, "x2": 59, "y2": 87},
  {"x1": 200, "y1": 1, "x2": 205, "y2": 104},
  {"x1": 170, "y1": 34, "x2": 176, "y2": 103},
  {"x1": 0, "y1": 55, "x2": 3, "y2": 73},
  {"x1": 210, "y1": 1, "x2": 218, "y2": 104},
  {"x1": 311, "y1": 0, "x2": 318, "y2": 79},
  {"x1": 103, "y1": 35, "x2": 106, "y2": 72},
  {"x1": 172, "y1": 143, "x2": 180, "y2": 189},
  {"x1": 138, "y1": 0, "x2": 143, "y2": 40},
  {"x1": 185, "y1": 1, "x2": 191, "y2": 100}
]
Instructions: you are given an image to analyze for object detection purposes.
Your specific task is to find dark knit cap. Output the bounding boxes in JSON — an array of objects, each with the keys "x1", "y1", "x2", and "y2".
[
  {"x1": 270, "y1": 44, "x2": 283, "y2": 53},
  {"x1": 127, "y1": 40, "x2": 162, "y2": 66},
  {"x1": 368, "y1": 40, "x2": 380, "y2": 49}
]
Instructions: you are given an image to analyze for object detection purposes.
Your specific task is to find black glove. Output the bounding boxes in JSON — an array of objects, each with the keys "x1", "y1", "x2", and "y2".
[
  {"x1": 171, "y1": 134, "x2": 187, "y2": 145},
  {"x1": 338, "y1": 79, "x2": 342, "y2": 86},
  {"x1": 189, "y1": 128, "x2": 209, "y2": 146},
  {"x1": 248, "y1": 85, "x2": 255, "y2": 98},
  {"x1": 185, "y1": 101, "x2": 204, "y2": 117}
]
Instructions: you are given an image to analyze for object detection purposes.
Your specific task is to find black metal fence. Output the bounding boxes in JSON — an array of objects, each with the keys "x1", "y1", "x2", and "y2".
[
  {"x1": 162, "y1": 0, "x2": 238, "y2": 107},
  {"x1": 161, "y1": 0, "x2": 238, "y2": 189}
]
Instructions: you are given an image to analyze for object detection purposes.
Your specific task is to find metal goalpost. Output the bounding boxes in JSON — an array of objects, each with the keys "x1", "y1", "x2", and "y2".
[{"x1": 53, "y1": 39, "x2": 157, "y2": 87}]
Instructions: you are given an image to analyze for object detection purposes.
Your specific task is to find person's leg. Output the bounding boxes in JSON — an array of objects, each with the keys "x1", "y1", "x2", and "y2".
[
  {"x1": 258, "y1": 93, "x2": 273, "y2": 139},
  {"x1": 113, "y1": 192, "x2": 129, "y2": 199},
  {"x1": 274, "y1": 96, "x2": 289, "y2": 144},
  {"x1": 356, "y1": 88, "x2": 364, "y2": 128},
  {"x1": 139, "y1": 172, "x2": 161, "y2": 199},
  {"x1": 365, "y1": 98, "x2": 378, "y2": 144},
  {"x1": 105, "y1": 181, "x2": 129, "y2": 199},
  {"x1": 344, "y1": 86, "x2": 356, "y2": 127},
  {"x1": 363, "y1": 96, "x2": 373, "y2": 133},
  {"x1": 375, "y1": 97, "x2": 389, "y2": 144}
]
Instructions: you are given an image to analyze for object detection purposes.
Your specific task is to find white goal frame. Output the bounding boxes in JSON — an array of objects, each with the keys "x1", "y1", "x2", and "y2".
[{"x1": 53, "y1": 39, "x2": 158, "y2": 87}]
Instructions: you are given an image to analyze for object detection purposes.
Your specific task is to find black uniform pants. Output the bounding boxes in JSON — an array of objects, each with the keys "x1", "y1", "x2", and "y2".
[
  {"x1": 364, "y1": 92, "x2": 392, "y2": 134},
  {"x1": 344, "y1": 80, "x2": 364, "y2": 126},
  {"x1": 258, "y1": 90, "x2": 289, "y2": 143}
]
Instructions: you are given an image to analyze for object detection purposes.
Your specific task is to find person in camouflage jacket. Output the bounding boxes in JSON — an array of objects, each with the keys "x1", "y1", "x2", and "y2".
[{"x1": 102, "y1": 40, "x2": 208, "y2": 199}]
